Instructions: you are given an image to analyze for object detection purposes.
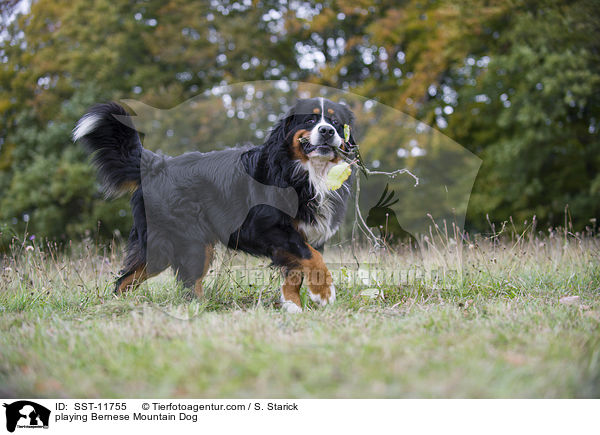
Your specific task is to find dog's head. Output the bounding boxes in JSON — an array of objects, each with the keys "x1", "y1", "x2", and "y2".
[
  {"x1": 290, "y1": 98, "x2": 355, "y2": 162},
  {"x1": 267, "y1": 98, "x2": 356, "y2": 165}
]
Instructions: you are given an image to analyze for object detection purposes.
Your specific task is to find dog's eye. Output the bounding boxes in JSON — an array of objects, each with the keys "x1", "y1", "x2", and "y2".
[
  {"x1": 307, "y1": 118, "x2": 316, "y2": 124},
  {"x1": 331, "y1": 119, "x2": 339, "y2": 126}
]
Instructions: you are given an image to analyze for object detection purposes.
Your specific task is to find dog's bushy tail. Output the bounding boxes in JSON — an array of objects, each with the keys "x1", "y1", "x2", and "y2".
[{"x1": 73, "y1": 102, "x2": 142, "y2": 197}]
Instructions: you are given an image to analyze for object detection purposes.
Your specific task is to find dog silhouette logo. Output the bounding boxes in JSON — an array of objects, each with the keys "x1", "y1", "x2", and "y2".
[
  {"x1": 366, "y1": 183, "x2": 415, "y2": 244},
  {"x1": 3, "y1": 401, "x2": 50, "y2": 432}
]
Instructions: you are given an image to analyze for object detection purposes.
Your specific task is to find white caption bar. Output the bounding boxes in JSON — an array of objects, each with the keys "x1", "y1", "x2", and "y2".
[{"x1": 0, "y1": 399, "x2": 597, "y2": 435}]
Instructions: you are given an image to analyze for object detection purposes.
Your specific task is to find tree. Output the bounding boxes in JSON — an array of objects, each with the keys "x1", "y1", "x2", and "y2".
[
  {"x1": 1, "y1": 0, "x2": 598, "y2": 248},
  {"x1": 439, "y1": 0, "x2": 600, "y2": 229}
]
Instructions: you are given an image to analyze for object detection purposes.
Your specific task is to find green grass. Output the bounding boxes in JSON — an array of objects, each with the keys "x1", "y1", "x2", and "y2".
[{"x1": 0, "y1": 229, "x2": 599, "y2": 398}]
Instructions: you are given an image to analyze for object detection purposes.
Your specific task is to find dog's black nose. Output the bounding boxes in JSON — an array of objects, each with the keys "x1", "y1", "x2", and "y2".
[{"x1": 318, "y1": 125, "x2": 335, "y2": 138}]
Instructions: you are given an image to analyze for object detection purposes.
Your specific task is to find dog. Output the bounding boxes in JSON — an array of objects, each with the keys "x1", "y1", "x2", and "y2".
[{"x1": 73, "y1": 97, "x2": 356, "y2": 312}]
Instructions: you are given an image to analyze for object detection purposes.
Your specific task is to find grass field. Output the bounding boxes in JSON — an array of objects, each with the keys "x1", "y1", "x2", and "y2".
[{"x1": 1, "y1": 226, "x2": 599, "y2": 398}]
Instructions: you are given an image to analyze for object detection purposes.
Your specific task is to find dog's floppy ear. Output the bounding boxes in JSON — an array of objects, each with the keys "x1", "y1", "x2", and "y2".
[
  {"x1": 339, "y1": 104, "x2": 355, "y2": 126},
  {"x1": 282, "y1": 102, "x2": 299, "y2": 133},
  {"x1": 265, "y1": 101, "x2": 300, "y2": 147},
  {"x1": 286, "y1": 99, "x2": 302, "y2": 117},
  {"x1": 265, "y1": 114, "x2": 289, "y2": 147}
]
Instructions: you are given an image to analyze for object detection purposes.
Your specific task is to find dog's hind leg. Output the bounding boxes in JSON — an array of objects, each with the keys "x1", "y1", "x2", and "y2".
[
  {"x1": 115, "y1": 187, "x2": 154, "y2": 294},
  {"x1": 193, "y1": 245, "x2": 215, "y2": 299},
  {"x1": 115, "y1": 264, "x2": 150, "y2": 294},
  {"x1": 173, "y1": 243, "x2": 215, "y2": 299}
]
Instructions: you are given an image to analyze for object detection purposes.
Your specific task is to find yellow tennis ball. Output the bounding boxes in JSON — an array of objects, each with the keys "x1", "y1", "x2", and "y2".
[{"x1": 326, "y1": 162, "x2": 352, "y2": 190}]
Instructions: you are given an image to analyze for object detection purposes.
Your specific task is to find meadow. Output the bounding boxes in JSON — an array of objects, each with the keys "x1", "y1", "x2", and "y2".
[{"x1": 1, "y1": 225, "x2": 599, "y2": 398}]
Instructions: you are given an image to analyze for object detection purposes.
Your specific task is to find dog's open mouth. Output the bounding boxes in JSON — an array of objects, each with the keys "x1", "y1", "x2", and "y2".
[
  {"x1": 308, "y1": 146, "x2": 335, "y2": 161},
  {"x1": 298, "y1": 136, "x2": 336, "y2": 161}
]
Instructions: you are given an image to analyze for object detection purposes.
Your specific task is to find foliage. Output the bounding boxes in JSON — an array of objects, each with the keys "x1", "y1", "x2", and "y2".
[
  {"x1": 439, "y1": 0, "x2": 600, "y2": 227},
  {"x1": 0, "y1": 0, "x2": 599, "y2": 246}
]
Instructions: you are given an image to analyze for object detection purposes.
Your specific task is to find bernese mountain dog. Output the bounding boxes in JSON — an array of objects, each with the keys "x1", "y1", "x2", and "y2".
[{"x1": 73, "y1": 97, "x2": 356, "y2": 312}]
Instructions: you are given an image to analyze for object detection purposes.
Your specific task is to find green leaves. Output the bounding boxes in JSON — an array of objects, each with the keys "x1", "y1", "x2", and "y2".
[
  {"x1": 0, "y1": 0, "x2": 598, "y2": 247},
  {"x1": 441, "y1": 0, "x2": 600, "y2": 229}
]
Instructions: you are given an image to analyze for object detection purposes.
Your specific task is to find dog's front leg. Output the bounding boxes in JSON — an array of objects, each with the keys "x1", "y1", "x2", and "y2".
[
  {"x1": 274, "y1": 240, "x2": 336, "y2": 313},
  {"x1": 300, "y1": 245, "x2": 336, "y2": 306},
  {"x1": 280, "y1": 269, "x2": 303, "y2": 313}
]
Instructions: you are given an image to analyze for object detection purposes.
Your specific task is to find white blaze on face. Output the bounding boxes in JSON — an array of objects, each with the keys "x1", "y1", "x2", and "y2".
[
  {"x1": 309, "y1": 97, "x2": 342, "y2": 148},
  {"x1": 297, "y1": 98, "x2": 347, "y2": 246},
  {"x1": 303, "y1": 99, "x2": 346, "y2": 198}
]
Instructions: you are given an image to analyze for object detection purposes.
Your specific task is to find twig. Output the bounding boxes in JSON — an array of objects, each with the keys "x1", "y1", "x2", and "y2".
[
  {"x1": 330, "y1": 124, "x2": 419, "y2": 249},
  {"x1": 363, "y1": 168, "x2": 419, "y2": 187},
  {"x1": 353, "y1": 167, "x2": 419, "y2": 248},
  {"x1": 354, "y1": 175, "x2": 382, "y2": 248}
]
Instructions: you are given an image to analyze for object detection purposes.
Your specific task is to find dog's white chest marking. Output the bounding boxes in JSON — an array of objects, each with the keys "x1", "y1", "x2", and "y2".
[{"x1": 297, "y1": 157, "x2": 339, "y2": 246}]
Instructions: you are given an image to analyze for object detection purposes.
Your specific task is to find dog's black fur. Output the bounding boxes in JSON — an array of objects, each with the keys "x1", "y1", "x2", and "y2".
[{"x1": 74, "y1": 98, "x2": 355, "y2": 297}]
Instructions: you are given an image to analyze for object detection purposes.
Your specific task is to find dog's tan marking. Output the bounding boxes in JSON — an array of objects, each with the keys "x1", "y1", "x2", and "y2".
[
  {"x1": 298, "y1": 245, "x2": 333, "y2": 302},
  {"x1": 194, "y1": 244, "x2": 214, "y2": 299},
  {"x1": 118, "y1": 180, "x2": 139, "y2": 195},
  {"x1": 290, "y1": 129, "x2": 310, "y2": 162},
  {"x1": 281, "y1": 269, "x2": 303, "y2": 309},
  {"x1": 327, "y1": 108, "x2": 334, "y2": 114},
  {"x1": 279, "y1": 242, "x2": 335, "y2": 310},
  {"x1": 117, "y1": 265, "x2": 150, "y2": 294},
  {"x1": 312, "y1": 107, "x2": 321, "y2": 114}
]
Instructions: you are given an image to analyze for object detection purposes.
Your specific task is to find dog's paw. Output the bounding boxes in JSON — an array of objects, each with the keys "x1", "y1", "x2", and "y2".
[
  {"x1": 328, "y1": 283, "x2": 336, "y2": 304},
  {"x1": 281, "y1": 300, "x2": 303, "y2": 313},
  {"x1": 308, "y1": 283, "x2": 336, "y2": 306}
]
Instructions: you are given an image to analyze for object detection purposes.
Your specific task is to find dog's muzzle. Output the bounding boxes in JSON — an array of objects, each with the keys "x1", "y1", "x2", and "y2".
[{"x1": 307, "y1": 144, "x2": 335, "y2": 160}]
